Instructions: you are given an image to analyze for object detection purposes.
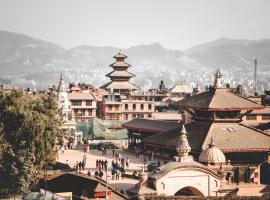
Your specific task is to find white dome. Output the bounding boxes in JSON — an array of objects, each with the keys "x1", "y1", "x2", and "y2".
[{"x1": 199, "y1": 139, "x2": 226, "y2": 164}]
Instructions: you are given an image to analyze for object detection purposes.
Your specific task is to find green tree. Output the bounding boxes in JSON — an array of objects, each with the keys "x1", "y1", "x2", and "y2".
[{"x1": 0, "y1": 89, "x2": 63, "y2": 195}]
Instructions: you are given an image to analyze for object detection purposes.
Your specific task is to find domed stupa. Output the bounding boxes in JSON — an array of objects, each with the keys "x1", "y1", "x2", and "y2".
[{"x1": 199, "y1": 138, "x2": 226, "y2": 165}]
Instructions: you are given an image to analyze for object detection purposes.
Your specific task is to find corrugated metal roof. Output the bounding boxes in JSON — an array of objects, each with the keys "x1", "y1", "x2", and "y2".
[{"x1": 170, "y1": 83, "x2": 193, "y2": 94}]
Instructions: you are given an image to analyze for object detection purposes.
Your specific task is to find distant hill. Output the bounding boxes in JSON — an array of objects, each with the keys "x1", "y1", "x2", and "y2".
[
  {"x1": 186, "y1": 37, "x2": 270, "y2": 71},
  {"x1": 0, "y1": 30, "x2": 269, "y2": 93}
]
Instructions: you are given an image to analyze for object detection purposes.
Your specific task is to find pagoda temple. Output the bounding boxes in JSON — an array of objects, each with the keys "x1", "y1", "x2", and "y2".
[
  {"x1": 143, "y1": 69, "x2": 270, "y2": 165},
  {"x1": 100, "y1": 50, "x2": 140, "y2": 94}
]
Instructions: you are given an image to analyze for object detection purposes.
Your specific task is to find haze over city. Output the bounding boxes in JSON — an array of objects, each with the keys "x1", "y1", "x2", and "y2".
[{"x1": 0, "y1": 0, "x2": 270, "y2": 50}]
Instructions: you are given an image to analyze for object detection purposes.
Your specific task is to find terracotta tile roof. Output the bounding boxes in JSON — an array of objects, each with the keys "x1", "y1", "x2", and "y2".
[
  {"x1": 68, "y1": 92, "x2": 95, "y2": 100},
  {"x1": 106, "y1": 70, "x2": 135, "y2": 78},
  {"x1": 175, "y1": 89, "x2": 263, "y2": 110},
  {"x1": 123, "y1": 119, "x2": 181, "y2": 132},
  {"x1": 110, "y1": 61, "x2": 131, "y2": 68},
  {"x1": 248, "y1": 106, "x2": 270, "y2": 115},
  {"x1": 100, "y1": 81, "x2": 140, "y2": 90}
]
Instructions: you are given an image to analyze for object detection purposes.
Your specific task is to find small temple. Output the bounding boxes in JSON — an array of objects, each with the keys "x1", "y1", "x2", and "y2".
[
  {"x1": 100, "y1": 50, "x2": 140, "y2": 94},
  {"x1": 142, "y1": 69, "x2": 270, "y2": 185}
]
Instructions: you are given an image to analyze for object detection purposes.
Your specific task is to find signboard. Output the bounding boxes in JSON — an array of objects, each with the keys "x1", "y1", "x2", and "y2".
[{"x1": 94, "y1": 191, "x2": 112, "y2": 197}]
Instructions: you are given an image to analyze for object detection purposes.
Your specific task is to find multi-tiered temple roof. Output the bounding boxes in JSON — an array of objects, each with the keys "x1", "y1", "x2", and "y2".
[
  {"x1": 143, "y1": 70, "x2": 270, "y2": 162},
  {"x1": 100, "y1": 50, "x2": 140, "y2": 93}
]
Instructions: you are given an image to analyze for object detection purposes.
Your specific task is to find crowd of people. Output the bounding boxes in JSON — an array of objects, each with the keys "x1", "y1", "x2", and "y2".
[
  {"x1": 93, "y1": 149, "x2": 130, "y2": 181},
  {"x1": 74, "y1": 154, "x2": 87, "y2": 173}
]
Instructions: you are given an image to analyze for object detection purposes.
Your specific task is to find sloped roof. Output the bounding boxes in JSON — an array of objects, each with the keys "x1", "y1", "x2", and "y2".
[
  {"x1": 122, "y1": 118, "x2": 181, "y2": 132},
  {"x1": 175, "y1": 88, "x2": 263, "y2": 110},
  {"x1": 106, "y1": 70, "x2": 135, "y2": 78},
  {"x1": 110, "y1": 61, "x2": 131, "y2": 68},
  {"x1": 143, "y1": 122, "x2": 211, "y2": 151},
  {"x1": 39, "y1": 173, "x2": 127, "y2": 200},
  {"x1": 248, "y1": 106, "x2": 270, "y2": 115},
  {"x1": 170, "y1": 83, "x2": 193, "y2": 94},
  {"x1": 149, "y1": 161, "x2": 221, "y2": 180},
  {"x1": 201, "y1": 123, "x2": 270, "y2": 152},
  {"x1": 143, "y1": 121, "x2": 270, "y2": 152},
  {"x1": 68, "y1": 92, "x2": 95, "y2": 100},
  {"x1": 100, "y1": 81, "x2": 140, "y2": 90},
  {"x1": 114, "y1": 52, "x2": 127, "y2": 59},
  {"x1": 76, "y1": 118, "x2": 128, "y2": 140}
]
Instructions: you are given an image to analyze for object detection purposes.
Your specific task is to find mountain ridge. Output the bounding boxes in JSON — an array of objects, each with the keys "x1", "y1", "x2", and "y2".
[{"x1": 0, "y1": 30, "x2": 269, "y2": 93}]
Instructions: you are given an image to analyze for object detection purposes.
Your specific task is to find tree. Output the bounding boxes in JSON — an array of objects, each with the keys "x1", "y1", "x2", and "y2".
[{"x1": 0, "y1": 88, "x2": 63, "y2": 195}]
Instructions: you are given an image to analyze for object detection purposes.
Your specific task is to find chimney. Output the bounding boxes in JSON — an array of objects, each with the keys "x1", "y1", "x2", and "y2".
[{"x1": 254, "y1": 58, "x2": 258, "y2": 96}]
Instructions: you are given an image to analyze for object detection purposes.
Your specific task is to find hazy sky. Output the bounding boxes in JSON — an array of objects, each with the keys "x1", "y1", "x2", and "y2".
[{"x1": 0, "y1": 0, "x2": 269, "y2": 50}]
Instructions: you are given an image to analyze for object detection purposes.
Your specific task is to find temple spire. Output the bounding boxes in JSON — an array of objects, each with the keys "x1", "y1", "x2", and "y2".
[
  {"x1": 176, "y1": 125, "x2": 194, "y2": 162},
  {"x1": 213, "y1": 69, "x2": 223, "y2": 88},
  {"x1": 58, "y1": 73, "x2": 66, "y2": 92}
]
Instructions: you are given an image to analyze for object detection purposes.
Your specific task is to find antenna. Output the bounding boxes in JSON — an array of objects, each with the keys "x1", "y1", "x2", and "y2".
[{"x1": 254, "y1": 58, "x2": 257, "y2": 96}]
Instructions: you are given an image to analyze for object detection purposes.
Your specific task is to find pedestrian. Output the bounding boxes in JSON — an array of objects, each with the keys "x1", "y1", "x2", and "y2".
[
  {"x1": 121, "y1": 168, "x2": 125, "y2": 180},
  {"x1": 157, "y1": 160, "x2": 161, "y2": 167},
  {"x1": 96, "y1": 159, "x2": 99, "y2": 169},
  {"x1": 140, "y1": 154, "x2": 143, "y2": 161},
  {"x1": 78, "y1": 161, "x2": 82, "y2": 171},
  {"x1": 87, "y1": 170, "x2": 91, "y2": 176},
  {"x1": 82, "y1": 161, "x2": 85, "y2": 170},
  {"x1": 112, "y1": 149, "x2": 115, "y2": 156},
  {"x1": 126, "y1": 157, "x2": 129, "y2": 168},
  {"x1": 61, "y1": 146, "x2": 64, "y2": 154},
  {"x1": 99, "y1": 171, "x2": 104, "y2": 178},
  {"x1": 95, "y1": 171, "x2": 99, "y2": 176},
  {"x1": 116, "y1": 169, "x2": 120, "y2": 180}
]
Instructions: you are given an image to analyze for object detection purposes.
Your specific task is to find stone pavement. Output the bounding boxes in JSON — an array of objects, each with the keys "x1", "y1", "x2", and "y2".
[{"x1": 57, "y1": 148, "x2": 162, "y2": 191}]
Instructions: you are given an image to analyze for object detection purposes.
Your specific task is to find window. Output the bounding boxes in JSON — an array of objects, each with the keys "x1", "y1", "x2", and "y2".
[
  {"x1": 115, "y1": 105, "x2": 119, "y2": 111},
  {"x1": 74, "y1": 109, "x2": 78, "y2": 114},
  {"x1": 262, "y1": 115, "x2": 270, "y2": 120},
  {"x1": 125, "y1": 104, "x2": 128, "y2": 110},
  {"x1": 133, "y1": 114, "x2": 136, "y2": 118},
  {"x1": 148, "y1": 104, "x2": 152, "y2": 110},
  {"x1": 246, "y1": 115, "x2": 257, "y2": 120},
  {"x1": 133, "y1": 104, "x2": 136, "y2": 110},
  {"x1": 148, "y1": 114, "x2": 152, "y2": 118},
  {"x1": 108, "y1": 105, "x2": 112, "y2": 111},
  {"x1": 86, "y1": 100, "x2": 92, "y2": 106},
  {"x1": 71, "y1": 100, "x2": 82, "y2": 106},
  {"x1": 125, "y1": 114, "x2": 128, "y2": 120},
  {"x1": 141, "y1": 104, "x2": 144, "y2": 110},
  {"x1": 81, "y1": 110, "x2": 85, "y2": 116},
  {"x1": 88, "y1": 109, "x2": 92, "y2": 116}
]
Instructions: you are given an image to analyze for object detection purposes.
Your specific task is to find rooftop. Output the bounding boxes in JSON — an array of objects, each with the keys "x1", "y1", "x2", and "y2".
[
  {"x1": 67, "y1": 92, "x2": 95, "y2": 100},
  {"x1": 122, "y1": 118, "x2": 181, "y2": 132},
  {"x1": 174, "y1": 88, "x2": 263, "y2": 111},
  {"x1": 143, "y1": 122, "x2": 270, "y2": 152}
]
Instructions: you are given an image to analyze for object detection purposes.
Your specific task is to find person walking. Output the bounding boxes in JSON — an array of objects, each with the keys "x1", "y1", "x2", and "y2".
[{"x1": 126, "y1": 157, "x2": 130, "y2": 168}]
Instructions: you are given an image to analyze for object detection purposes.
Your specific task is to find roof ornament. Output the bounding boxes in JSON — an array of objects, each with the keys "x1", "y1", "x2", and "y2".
[
  {"x1": 209, "y1": 137, "x2": 216, "y2": 148},
  {"x1": 213, "y1": 69, "x2": 223, "y2": 88},
  {"x1": 119, "y1": 49, "x2": 123, "y2": 55},
  {"x1": 176, "y1": 125, "x2": 194, "y2": 162}
]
